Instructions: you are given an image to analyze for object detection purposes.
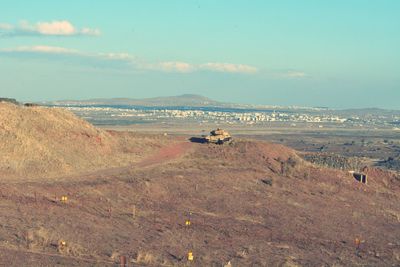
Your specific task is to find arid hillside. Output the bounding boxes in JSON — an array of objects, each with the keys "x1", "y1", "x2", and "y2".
[
  {"x1": 0, "y1": 138, "x2": 399, "y2": 266},
  {"x1": 0, "y1": 103, "x2": 399, "y2": 266},
  {"x1": 0, "y1": 103, "x2": 168, "y2": 180}
]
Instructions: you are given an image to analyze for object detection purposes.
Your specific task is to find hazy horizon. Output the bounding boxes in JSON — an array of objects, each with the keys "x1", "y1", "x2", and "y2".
[
  {"x1": 25, "y1": 94, "x2": 397, "y2": 111},
  {"x1": 1, "y1": 1, "x2": 399, "y2": 109}
]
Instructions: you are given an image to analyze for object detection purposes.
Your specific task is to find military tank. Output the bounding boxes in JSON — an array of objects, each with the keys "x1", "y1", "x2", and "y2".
[{"x1": 204, "y1": 128, "x2": 232, "y2": 144}]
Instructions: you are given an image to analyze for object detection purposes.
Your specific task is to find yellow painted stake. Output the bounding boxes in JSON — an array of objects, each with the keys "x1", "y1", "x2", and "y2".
[
  {"x1": 61, "y1": 196, "x2": 68, "y2": 203},
  {"x1": 185, "y1": 219, "x2": 191, "y2": 226},
  {"x1": 58, "y1": 240, "x2": 67, "y2": 248},
  {"x1": 132, "y1": 205, "x2": 136, "y2": 219},
  {"x1": 187, "y1": 251, "x2": 194, "y2": 261}
]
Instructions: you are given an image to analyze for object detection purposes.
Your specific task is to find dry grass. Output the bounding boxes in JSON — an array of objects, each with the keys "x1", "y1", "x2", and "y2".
[
  {"x1": 134, "y1": 251, "x2": 158, "y2": 265},
  {"x1": 0, "y1": 106, "x2": 399, "y2": 266},
  {"x1": 0, "y1": 103, "x2": 170, "y2": 180}
]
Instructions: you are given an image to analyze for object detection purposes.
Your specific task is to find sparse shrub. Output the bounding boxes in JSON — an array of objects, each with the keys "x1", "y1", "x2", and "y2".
[
  {"x1": 302, "y1": 153, "x2": 363, "y2": 170},
  {"x1": 287, "y1": 157, "x2": 298, "y2": 168},
  {"x1": 0, "y1": 98, "x2": 18, "y2": 105},
  {"x1": 261, "y1": 178, "x2": 273, "y2": 186},
  {"x1": 379, "y1": 156, "x2": 400, "y2": 171},
  {"x1": 280, "y1": 157, "x2": 299, "y2": 176},
  {"x1": 134, "y1": 251, "x2": 157, "y2": 265}
]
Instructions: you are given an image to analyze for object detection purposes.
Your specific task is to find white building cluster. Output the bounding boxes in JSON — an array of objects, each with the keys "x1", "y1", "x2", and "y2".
[{"x1": 65, "y1": 106, "x2": 353, "y2": 125}]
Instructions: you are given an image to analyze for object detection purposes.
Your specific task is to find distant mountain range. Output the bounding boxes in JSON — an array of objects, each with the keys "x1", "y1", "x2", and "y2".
[
  {"x1": 46, "y1": 94, "x2": 225, "y2": 107},
  {"x1": 44, "y1": 94, "x2": 328, "y2": 111},
  {"x1": 43, "y1": 94, "x2": 400, "y2": 115}
]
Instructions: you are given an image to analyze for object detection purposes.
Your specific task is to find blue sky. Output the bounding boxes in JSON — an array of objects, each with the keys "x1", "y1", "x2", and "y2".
[{"x1": 0, "y1": 1, "x2": 399, "y2": 108}]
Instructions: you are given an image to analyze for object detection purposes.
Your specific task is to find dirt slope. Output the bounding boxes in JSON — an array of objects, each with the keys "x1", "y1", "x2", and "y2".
[
  {"x1": 0, "y1": 103, "x2": 167, "y2": 180},
  {"x1": 0, "y1": 104, "x2": 399, "y2": 265},
  {"x1": 0, "y1": 137, "x2": 399, "y2": 266}
]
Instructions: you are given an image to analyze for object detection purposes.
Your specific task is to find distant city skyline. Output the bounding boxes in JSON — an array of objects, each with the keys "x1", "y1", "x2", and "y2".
[{"x1": 0, "y1": 1, "x2": 399, "y2": 109}]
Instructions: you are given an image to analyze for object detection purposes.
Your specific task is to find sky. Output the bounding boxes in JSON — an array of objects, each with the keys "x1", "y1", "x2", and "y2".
[{"x1": 0, "y1": 1, "x2": 399, "y2": 109}]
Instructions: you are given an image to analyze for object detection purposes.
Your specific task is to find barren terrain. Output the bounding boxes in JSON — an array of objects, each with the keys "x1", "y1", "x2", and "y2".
[
  {"x1": 0, "y1": 103, "x2": 172, "y2": 180},
  {"x1": 0, "y1": 104, "x2": 399, "y2": 266}
]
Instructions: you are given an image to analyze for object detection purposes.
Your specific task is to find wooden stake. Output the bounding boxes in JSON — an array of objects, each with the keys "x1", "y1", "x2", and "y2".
[
  {"x1": 132, "y1": 205, "x2": 136, "y2": 219},
  {"x1": 25, "y1": 231, "x2": 29, "y2": 249},
  {"x1": 108, "y1": 205, "x2": 112, "y2": 218},
  {"x1": 120, "y1": 255, "x2": 126, "y2": 267}
]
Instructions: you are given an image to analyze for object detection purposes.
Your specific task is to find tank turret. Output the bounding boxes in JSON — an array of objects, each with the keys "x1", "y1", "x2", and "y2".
[{"x1": 204, "y1": 128, "x2": 232, "y2": 144}]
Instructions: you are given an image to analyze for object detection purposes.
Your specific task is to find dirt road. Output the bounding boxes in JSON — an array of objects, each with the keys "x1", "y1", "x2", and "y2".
[{"x1": 137, "y1": 141, "x2": 194, "y2": 167}]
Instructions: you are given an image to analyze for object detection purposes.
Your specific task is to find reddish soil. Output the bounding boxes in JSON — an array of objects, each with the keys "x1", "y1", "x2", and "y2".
[
  {"x1": 137, "y1": 141, "x2": 194, "y2": 167},
  {"x1": 0, "y1": 138, "x2": 399, "y2": 266}
]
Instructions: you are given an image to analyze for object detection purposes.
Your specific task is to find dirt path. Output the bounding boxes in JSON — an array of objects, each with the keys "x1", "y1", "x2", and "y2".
[
  {"x1": 137, "y1": 141, "x2": 194, "y2": 167},
  {"x1": 20, "y1": 140, "x2": 195, "y2": 183}
]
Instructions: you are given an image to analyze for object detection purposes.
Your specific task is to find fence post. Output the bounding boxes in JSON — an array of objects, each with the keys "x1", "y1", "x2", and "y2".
[
  {"x1": 120, "y1": 255, "x2": 126, "y2": 267},
  {"x1": 132, "y1": 205, "x2": 136, "y2": 219}
]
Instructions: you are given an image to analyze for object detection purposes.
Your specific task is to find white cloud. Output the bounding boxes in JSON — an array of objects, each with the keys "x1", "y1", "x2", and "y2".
[
  {"x1": 35, "y1": 21, "x2": 76, "y2": 35},
  {"x1": 0, "y1": 23, "x2": 13, "y2": 30},
  {"x1": 0, "y1": 20, "x2": 100, "y2": 37},
  {"x1": 101, "y1": 53, "x2": 135, "y2": 61},
  {"x1": 147, "y1": 61, "x2": 196, "y2": 73},
  {"x1": 200, "y1": 63, "x2": 258, "y2": 74},
  {"x1": 0, "y1": 46, "x2": 136, "y2": 72},
  {"x1": 146, "y1": 62, "x2": 257, "y2": 74},
  {"x1": 0, "y1": 45, "x2": 259, "y2": 74},
  {"x1": 0, "y1": 46, "x2": 136, "y2": 61},
  {"x1": 80, "y1": 27, "x2": 101, "y2": 36},
  {"x1": 2, "y1": 45, "x2": 78, "y2": 54},
  {"x1": 260, "y1": 69, "x2": 309, "y2": 79},
  {"x1": 278, "y1": 70, "x2": 308, "y2": 78}
]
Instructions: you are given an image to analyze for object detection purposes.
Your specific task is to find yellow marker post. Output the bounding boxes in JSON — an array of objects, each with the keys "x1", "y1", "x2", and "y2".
[
  {"x1": 185, "y1": 219, "x2": 191, "y2": 226},
  {"x1": 187, "y1": 251, "x2": 194, "y2": 261},
  {"x1": 132, "y1": 205, "x2": 136, "y2": 219},
  {"x1": 61, "y1": 196, "x2": 68, "y2": 203},
  {"x1": 59, "y1": 240, "x2": 67, "y2": 248}
]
